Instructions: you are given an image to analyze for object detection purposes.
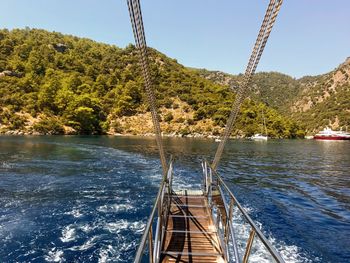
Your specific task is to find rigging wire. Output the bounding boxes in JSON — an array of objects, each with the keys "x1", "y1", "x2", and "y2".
[
  {"x1": 126, "y1": 0, "x2": 283, "y2": 172},
  {"x1": 212, "y1": 0, "x2": 283, "y2": 170},
  {"x1": 127, "y1": 0, "x2": 168, "y2": 174}
]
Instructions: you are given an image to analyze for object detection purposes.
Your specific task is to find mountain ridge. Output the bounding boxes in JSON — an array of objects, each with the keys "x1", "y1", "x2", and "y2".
[
  {"x1": 2, "y1": 28, "x2": 340, "y2": 137},
  {"x1": 196, "y1": 58, "x2": 350, "y2": 132}
]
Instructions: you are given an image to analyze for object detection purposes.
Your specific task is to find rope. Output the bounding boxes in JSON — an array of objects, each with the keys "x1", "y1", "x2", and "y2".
[
  {"x1": 212, "y1": 0, "x2": 283, "y2": 170},
  {"x1": 127, "y1": 0, "x2": 168, "y2": 174}
]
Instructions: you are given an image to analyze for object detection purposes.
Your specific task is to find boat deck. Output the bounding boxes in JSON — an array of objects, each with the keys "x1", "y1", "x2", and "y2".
[{"x1": 160, "y1": 191, "x2": 226, "y2": 263}]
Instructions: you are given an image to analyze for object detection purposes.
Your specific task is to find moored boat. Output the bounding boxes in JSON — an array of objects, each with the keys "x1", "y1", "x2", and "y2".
[
  {"x1": 251, "y1": 109, "x2": 268, "y2": 141},
  {"x1": 250, "y1": 133, "x2": 268, "y2": 141},
  {"x1": 314, "y1": 127, "x2": 350, "y2": 140}
]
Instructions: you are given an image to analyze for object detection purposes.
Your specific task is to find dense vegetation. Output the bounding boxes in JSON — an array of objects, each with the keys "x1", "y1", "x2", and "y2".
[
  {"x1": 198, "y1": 60, "x2": 350, "y2": 133},
  {"x1": 290, "y1": 65, "x2": 350, "y2": 131},
  {"x1": 197, "y1": 70, "x2": 302, "y2": 114},
  {"x1": 0, "y1": 28, "x2": 304, "y2": 137}
]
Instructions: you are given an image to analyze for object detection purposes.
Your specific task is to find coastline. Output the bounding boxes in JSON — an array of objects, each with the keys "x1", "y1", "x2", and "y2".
[
  {"x1": 0, "y1": 129, "x2": 302, "y2": 139},
  {"x1": 0, "y1": 129, "x2": 222, "y2": 139}
]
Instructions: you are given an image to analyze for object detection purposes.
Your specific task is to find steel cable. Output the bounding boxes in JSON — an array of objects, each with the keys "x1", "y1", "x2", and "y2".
[
  {"x1": 212, "y1": 0, "x2": 283, "y2": 169},
  {"x1": 126, "y1": 0, "x2": 283, "y2": 172},
  {"x1": 127, "y1": 0, "x2": 168, "y2": 174}
]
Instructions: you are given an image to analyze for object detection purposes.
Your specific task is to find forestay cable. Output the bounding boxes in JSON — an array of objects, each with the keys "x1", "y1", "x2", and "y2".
[
  {"x1": 212, "y1": 0, "x2": 283, "y2": 170},
  {"x1": 127, "y1": 0, "x2": 168, "y2": 174}
]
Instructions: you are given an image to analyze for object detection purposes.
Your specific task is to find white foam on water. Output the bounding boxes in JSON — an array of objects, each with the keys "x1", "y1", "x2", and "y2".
[
  {"x1": 104, "y1": 220, "x2": 129, "y2": 234},
  {"x1": 60, "y1": 225, "x2": 76, "y2": 243},
  {"x1": 96, "y1": 204, "x2": 134, "y2": 213},
  {"x1": 4, "y1": 199, "x2": 21, "y2": 208},
  {"x1": 98, "y1": 248, "x2": 109, "y2": 263},
  {"x1": 129, "y1": 221, "x2": 146, "y2": 234},
  {"x1": 226, "y1": 205, "x2": 312, "y2": 263},
  {"x1": 242, "y1": 236, "x2": 313, "y2": 263},
  {"x1": 44, "y1": 248, "x2": 64, "y2": 262},
  {"x1": 64, "y1": 209, "x2": 82, "y2": 218},
  {"x1": 170, "y1": 174, "x2": 202, "y2": 190},
  {"x1": 103, "y1": 219, "x2": 145, "y2": 234},
  {"x1": 79, "y1": 223, "x2": 97, "y2": 233},
  {"x1": 115, "y1": 189, "x2": 130, "y2": 195},
  {"x1": 172, "y1": 182, "x2": 201, "y2": 190},
  {"x1": 98, "y1": 245, "x2": 119, "y2": 263},
  {"x1": 69, "y1": 236, "x2": 98, "y2": 251},
  {"x1": 119, "y1": 238, "x2": 138, "y2": 252},
  {"x1": 272, "y1": 238, "x2": 315, "y2": 263},
  {"x1": 81, "y1": 189, "x2": 106, "y2": 194},
  {"x1": 23, "y1": 249, "x2": 36, "y2": 257},
  {"x1": 1, "y1": 161, "x2": 12, "y2": 168}
]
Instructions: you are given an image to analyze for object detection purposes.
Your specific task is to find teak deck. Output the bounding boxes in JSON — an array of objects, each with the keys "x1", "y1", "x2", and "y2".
[{"x1": 160, "y1": 192, "x2": 226, "y2": 263}]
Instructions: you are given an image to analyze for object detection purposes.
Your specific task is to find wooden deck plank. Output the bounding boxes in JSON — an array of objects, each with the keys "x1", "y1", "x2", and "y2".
[{"x1": 161, "y1": 193, "x2": 226, "y2": 263}]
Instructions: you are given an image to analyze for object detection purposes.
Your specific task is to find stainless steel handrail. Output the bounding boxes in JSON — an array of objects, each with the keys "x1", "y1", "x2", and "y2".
[
  {"x1": 134, "y1": 159, "x2": 173, "y2": 263},
  {"x1": 204, "y1": 160, "x2": 285, "y2": 263},
  {"x1": 217, "y1": 182, "x2": 240, "y2": 262}
]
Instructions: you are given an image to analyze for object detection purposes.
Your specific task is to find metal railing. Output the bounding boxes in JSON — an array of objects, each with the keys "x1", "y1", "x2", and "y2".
[
  {"x1": 203, "y1": 160, "x2": 285, "y2": 263},
  {"x1": 134, "y1": 159, "x2": 173, "y2": 263}
]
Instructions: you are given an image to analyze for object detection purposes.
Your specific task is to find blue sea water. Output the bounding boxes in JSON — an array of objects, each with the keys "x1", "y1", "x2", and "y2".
[{"x1": 0, "y1": 136, "x2": 349, "y2": 262}]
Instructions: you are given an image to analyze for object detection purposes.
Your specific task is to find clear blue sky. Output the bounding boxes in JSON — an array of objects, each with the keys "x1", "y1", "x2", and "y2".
[{"x1": 0, "y1": 0, "x2": 349, "y2": 78}]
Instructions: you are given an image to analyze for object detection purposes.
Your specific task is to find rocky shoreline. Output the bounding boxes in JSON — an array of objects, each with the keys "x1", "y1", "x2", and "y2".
[{"x1": 0, "y1": 129, "x2": 229, "y2": 139}]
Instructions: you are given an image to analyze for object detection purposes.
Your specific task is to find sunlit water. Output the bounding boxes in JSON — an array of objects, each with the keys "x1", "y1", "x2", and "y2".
[{"x1": 0, "y1": 136, "x2": 349, "y2": 262}]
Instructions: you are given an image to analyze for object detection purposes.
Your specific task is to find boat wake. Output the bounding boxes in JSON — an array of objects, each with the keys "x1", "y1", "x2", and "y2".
[
  {"x1": 44, "y1": 248, "x2": 64, "y2": 262},
  {"x1": 2, "y1": 137, "x2": 343, "y2": 262},
  {"x1": 60, "y1": 225, "x2": 77, "y2": 243},
  {"x1": 228, "y1": 206, "x2": 315, "y2": 263}
]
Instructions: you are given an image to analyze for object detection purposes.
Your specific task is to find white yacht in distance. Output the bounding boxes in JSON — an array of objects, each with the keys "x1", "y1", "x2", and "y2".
[
  {"x1": 251, "y1": 133, "x2": 268, "y2": 141},
  {"x1": 251, "y1": 109, "x2": 268, "y2": 141},
  {"x1": 314, "y1": 127, "x2": 350, "y2": 140}
]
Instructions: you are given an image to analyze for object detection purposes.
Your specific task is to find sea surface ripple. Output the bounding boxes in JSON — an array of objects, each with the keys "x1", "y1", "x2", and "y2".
[{"x1": 0, "y1": 136, "x2": 349, "y2": 263}]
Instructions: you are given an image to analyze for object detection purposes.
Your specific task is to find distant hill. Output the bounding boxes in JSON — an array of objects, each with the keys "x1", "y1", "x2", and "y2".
[
  {"x1": 196, "y1": 59, "x2": 350, "y2": 133},
  {"x1": 0, "y1": 28, "x2": 304, "y2": 137},
  {"x1": 196, "y1": 70, "x2": 301, "y2": 115},
  {"x1": 290, "y1": 58, "x2": 350, "y2": 132}
]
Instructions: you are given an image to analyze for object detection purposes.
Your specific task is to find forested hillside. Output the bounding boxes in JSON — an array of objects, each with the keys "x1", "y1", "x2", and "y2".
[
  {"x1": 197, "y1": 70, "x2": 301, "y2": 115},
  {"x1": 290, "y1": 59, "x2": 350, "y2": 131},
  {"x1": 0, "y1": 28, "x2": 304, "y2": 137},
  {"x1": 197, "y1": 59, "x2": 350, "y2": 133}
]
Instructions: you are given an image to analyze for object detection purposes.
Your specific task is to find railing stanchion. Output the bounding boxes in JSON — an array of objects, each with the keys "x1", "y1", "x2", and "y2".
[
  {"x1": 205, "y1": 161, "x2": 285, "y2": 263},
  {"x1": 206, "y1": 161, "x2": 208, "y2": 194},
  {"x1": 134, "y1": 159, "x2": 173, "y2": 263},
  {"x1": 216, "y1": 209, "x2": 221, "y2": 232},
  {"x1": 218, "y1": 183, "x2": 240, "y2": 263},
  {"x1": 209, "y1": 167, "x2": 213, "y2": 206},
  {"x1": 148, "y1": 226, "x2": 154, "y2": 263},
  {"x1": 243, "y1": 229, "x2": 256, "y2": 263},
  {"x1": 226, "y1": 198, "x2": 235, "y2": 242}
]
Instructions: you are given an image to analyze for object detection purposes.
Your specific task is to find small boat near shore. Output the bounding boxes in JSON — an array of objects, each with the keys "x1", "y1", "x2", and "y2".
[
  {"x1": 314, "y1": 127, "x2": 350, "y2": 140},
  {"x1": 250, "y1": 133, "x2": 268, "y2": 141},
  {"x1": 251, "y1": 109, "x2": 268, "y2": 141}
]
